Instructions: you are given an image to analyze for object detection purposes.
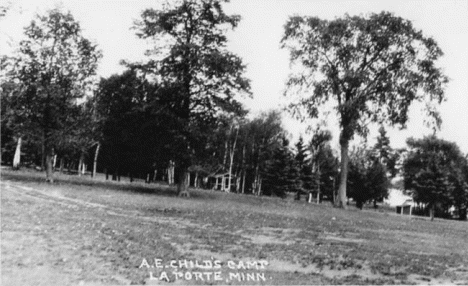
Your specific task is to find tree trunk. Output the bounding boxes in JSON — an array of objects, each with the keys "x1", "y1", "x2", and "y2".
[
  {"x1": 78, "y1": 152, "x2": 84, "y2": 177},
  {"x1": 12, "y1": 137, "x2": 22, "y2": 170},
  {"x1": 332, "y1": 177, "x2": 336, "y2": 204},
  {"x1": 41, "y1": 136, "x2": 46, "y2": 171},
  {"x1": 430, "y1": 204, "x2": 435, "y2": 221},
  {"x1": 316, "y1": 168, "x2": 321, "y2": 204},
  {"x1": 357, "y1": 200, "x2": 363, "y2": 210},
  {"x1": 253, "y1": 163, "x2": 260, "y2": 195},
  {"x1": 240, "y1": 145, "x2": 246, "y2": 194},
  {"x1": 177, "y1": 170, "x2": 190, "y2": 197},
  {"x1": 227, "y1": 127, "x2": 239, "y2": 193},
  {"x1": 59, "y1": 157, "x2": 64, "y2": 173},
  {"x1": 258, "y1": 176, "x2": 262, "y2": 196},
  {"x1": 92, "y1": 143, "x2": 100, "y2": 178},
  {"x1": 296, "y1": 190, "x2": 301, "y2": 200},
  {"x1": 168, "y1": 160, "x2": 175, "y2": 185},
  {"x1": 153, "y1": 169, "x2": 158, "y2": 183},
  {"x1": 336, "y1": 139, "x2": 349, "y2": 209},
  {"x1": 53, "y1": 154, "x2": 57, "y2": 170},
  {"x1": 223, "y1": 140, "x2": 228, "y2": 167},
  {"x1": 45, "y1": 147, "x2": 54, "y2": 183},
  {"x1": 241, "y1": 170, "x2": 246, "y2": 194}
]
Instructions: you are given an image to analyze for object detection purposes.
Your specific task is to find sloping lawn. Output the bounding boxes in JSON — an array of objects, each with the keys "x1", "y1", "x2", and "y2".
[{"x1": 1, "y1": 168, "x2": 467, "y2": 285}]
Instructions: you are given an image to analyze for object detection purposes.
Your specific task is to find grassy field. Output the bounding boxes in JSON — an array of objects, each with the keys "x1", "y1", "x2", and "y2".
[{"x1": 1, "y1": 168, "x2": 468, "y2": 285}]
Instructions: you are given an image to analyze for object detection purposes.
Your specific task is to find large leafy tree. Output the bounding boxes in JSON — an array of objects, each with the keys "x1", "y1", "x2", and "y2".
[
  {"x1": 96, "y1": 69, "x2": 170, "y2": 181},
  {"x1": 282, "y1": 11, "x2": 448, "y2": 208},
  {"x1": 6, "y1": 9, "x2": 101, "y2": 182},
  {"x1": 403, "y1": 136, "x2": 467, "y2": 220},
  {"x1": 134, "y1": 0, "x2": 250, "y2": 196}
]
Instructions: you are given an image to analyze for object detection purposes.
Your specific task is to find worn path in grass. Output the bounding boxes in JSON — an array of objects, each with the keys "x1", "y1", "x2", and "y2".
[{"x1": 1, "y1": 170, "x2": 468, "y2": 285}]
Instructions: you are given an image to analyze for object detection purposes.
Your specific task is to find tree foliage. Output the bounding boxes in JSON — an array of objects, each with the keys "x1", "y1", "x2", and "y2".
[
  {"x1": 95, "y1": 69, "x2": 176, "y2": 180},
  {"x1": 263, "y1": 135, "x2": 297, "y2": 198},
  {"x1": 293, "y1": 136, "x2": 311, "y2": 197},
  {"x1": 403, "y1": 136, "x2": 468, "y2": 220},
  {"x1": 4, "y1": 8, "x2": 101, "y2": 181},
  {"x1": 282, "y1": 11, "x2": 448, "y2": 207},
  {"x1": 347, "y1": 146, "x2": 389, "y2": 209},
  {"x1": 134, "y1": 0, "x2": 250, "y2": 196}
]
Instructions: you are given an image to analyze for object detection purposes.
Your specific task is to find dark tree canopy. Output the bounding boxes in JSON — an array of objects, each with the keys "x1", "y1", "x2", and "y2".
[
  {"x1": 282, "y1": 11, "x2": 448, "y2": 208},
  {"x1": 403, "y1": 136, "x2": 468, "y2": 220},
  {"x1": 263, "y1": 136, "x2": 297, "y2": 198},
  {"x1": 134, "y1": 0, "x2": 250, "y2": 196},
  {"x1": 347, "y1": 146, "x2": 389, "y2": 209},
  {"x1": 294, "y1": 136, "x2": 311, "y2": 194},
  {"x1": 134, "y1": 0, "x2": 250, "y2": 121},
  {"x1": 374, "y1": 126, "x2": 391, "y2": 164}
]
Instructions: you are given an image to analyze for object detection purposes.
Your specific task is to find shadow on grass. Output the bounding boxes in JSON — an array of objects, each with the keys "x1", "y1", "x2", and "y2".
[{"x1": 1, "y1": 167, "x2": 215, "y2": 200}]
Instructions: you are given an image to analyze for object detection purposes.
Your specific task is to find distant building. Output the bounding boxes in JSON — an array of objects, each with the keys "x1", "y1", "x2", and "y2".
[
  {"x1": 384, "y1": 176, "x2": 416, "y2": 215},
  {"x1": 384, "y1": 187, "x2": 414, "y2": 207},
  {"x1": 207, "y1": 172, "x2": 236, "y2": 192},
  {"x1": 395, "y1": 199, "x2": 414, "y2": 215}
]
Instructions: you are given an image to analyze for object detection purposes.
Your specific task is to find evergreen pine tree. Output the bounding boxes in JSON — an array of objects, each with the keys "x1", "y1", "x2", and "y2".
[
  {"x1": 264, "y1": 136, "x2": 295, "y2": 198},
  {"x1": 374, "y1": 126, "x2": 391, "y2": 165},
  {"x1": 374, "y1": 126, "x2": 400, "y2": 177}
]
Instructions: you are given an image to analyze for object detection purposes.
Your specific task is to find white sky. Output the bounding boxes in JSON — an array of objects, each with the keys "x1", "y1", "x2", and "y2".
[{"x1": 1, "y1": 0, "x2": 467, "y2": 154}]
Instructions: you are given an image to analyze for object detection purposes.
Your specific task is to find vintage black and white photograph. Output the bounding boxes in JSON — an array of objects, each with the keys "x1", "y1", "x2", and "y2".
[{"x1": 1, "y1": 0, "x2": 467, "y2": 285}]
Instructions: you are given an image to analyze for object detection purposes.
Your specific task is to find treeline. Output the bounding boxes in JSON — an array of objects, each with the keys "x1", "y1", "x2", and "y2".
[
  {"x1": 1, "y1": 1, "x2": 467, "y2": 219},
  {"x1": 0, "y1": 64, "x2": 395, "y2": 203}
]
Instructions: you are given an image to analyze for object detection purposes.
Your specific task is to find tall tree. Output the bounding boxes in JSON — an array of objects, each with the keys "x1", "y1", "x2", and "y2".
[
  {"x1": 282, "y1": 11, "x2": 448, "y2": 208},
  {"x1": 6, "y1": 9, "x2": 101, "y2": 182},
  {"x1": 96, "y1": 69, "x2": 166, "y2": 182},
  {"x1": 294, "y1": 136, "x2": 311, "y2": 199},
  {"x1": 263, "y1": 135, "x2": 296, "y2": 198},
  {"x1": 135, "y1": 0, "x2": 250, "y2": 196},
  {"x1": 366, "y1": 157, "x2": 390, "y2": 207},
  {"x1": 374, "y1": 126, "x2": 391, "y2": 165},
  {"x1": 247, "y1": 111, "x2": 286, "y2": 195},
  {"x1": 403, "y1": 136, "x2": 467, "y2": 220}
]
